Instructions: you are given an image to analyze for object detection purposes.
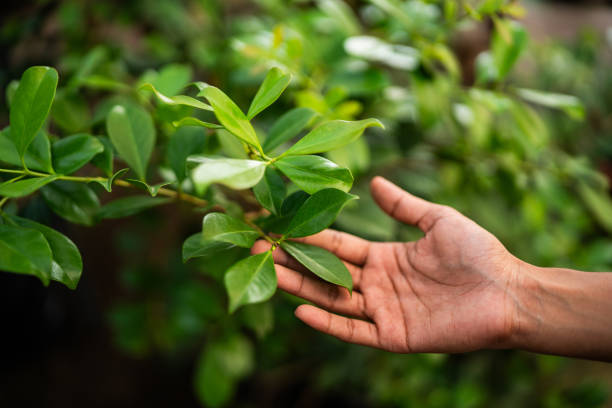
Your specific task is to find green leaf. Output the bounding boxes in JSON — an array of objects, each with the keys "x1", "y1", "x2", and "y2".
[
  {"x1": 281, "y1": 241, "x2": 352, "y2": 292},
  {"x1": 0, "y1": 176, "x2": 58, "y2": 198},
  {"x1": 247, "y1": 67, "x2": 292, "y2": 119},
  {"x1": 282, "y1": 119, "x2": 383, "y2": 156},
  {"x1": 168, "y1": 126, "x2": 208, "y2": 182},
  {"x1": 51, "y1": 91, "x2": 91, "y2": 133},
  {"x1": 0, "y1": 127, "x2": 53, "y2": 173},
  {"x1": 224, "y1": 251, "x2": 277, "y2": 313},
  {"x1": 91, "y1": 136, "x2": 114, "y2": 177},
  {"x1": 139, "y1": 83, "x2": 212, "y2": 111},
  {"x1": 516, "y1": 88, "x2": 585, "y2": 120},
  {"x1": 40, "y1": 181, "x2": 100, "y2": 226},
  {"x1": 182, "y1": 233, "x2": 234, "y2": 263},
  {"x1": 190, "y1": 157, "x2": 266, "y2": 192},
  {"x1": 5, "y1": 80, "x2": 19, "y2": 108},
  {"x1": 195, "y1": 83, "x2": 261, "y2": 150},
  {"x1": 172, "y1": 117, "x2": 223, "y2": 129},
  {"x1": 145, "y1": 63, "x2": 192, "y2": 96},
  {"x1": 194, "y1": 335, "x2": 253, "y2": 408},
  {"x1": 285, "y1": 188, "x2": 357, "y2": 238},
  {"x1": 52, "y1": 134, "x2": 105, "y2": 175},
  {"x1": 106, "y1": 103, "x2": 156, "y2": 181},
  {"x1": 262, "y1": 107, "x2": 318, "y2": 153},
  {"x1": 202, "y1": 213, "x2": 259, "y2": 248},
  {"x1": 252, "y1": 167, "x2": 286, "y2": 215},
  {"x1": 275, "y1": 155, "x2": 353, "y2": 194},
  {"x1": 92, "y1": 168, "x2": 129, "y2": 193},
  {"x1": 125, "y1": 179, "x2": 172, "y2": 197},
  {"x1": 98, "y1": 196, "x2": 172, "y2": 219},
  {"x1": 9, "y1": 215, "x2": 82, "y2": 289},
  {"x1": 239, "y1": 302, "x2": 274, "y2": 339},
  {"x1": 0, "y1": 224, "x2": 52, "y2": 285},
  {"x1": 491, "y1": 19, "x2": 528, "y2": 79},
  {"x1": 9, "y1": 66, "x2": 59, "y2": 158}
]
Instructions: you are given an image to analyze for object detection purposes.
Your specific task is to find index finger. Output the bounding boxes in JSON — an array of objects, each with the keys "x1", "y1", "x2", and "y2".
[{"x1": 294, "y1": 229, "x2": 371, "y2": 266}]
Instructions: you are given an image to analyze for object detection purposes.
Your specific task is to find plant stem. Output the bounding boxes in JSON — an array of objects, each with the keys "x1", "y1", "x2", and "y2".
[
  {"x1": 0, "y1": 197, "x2": 8, "y2": 209},
  {"x1": 244, "y1": 218, "x2": 276, "y2": 246}
]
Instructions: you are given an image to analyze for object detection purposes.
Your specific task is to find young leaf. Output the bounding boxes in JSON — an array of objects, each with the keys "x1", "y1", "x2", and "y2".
[
  {"x1": 190, "y1": 157, "x2": 266, "y2": 192},
  {"x1": 195, "y1": 83, "x2": 261, "y2": 150},
  {"x1": 262, "y1": 107, "x2": 318, "y2": 153},
  {"x1": 275, "y1": 155, "x2": 353, "y2": 194},
  {"x1": 98, "y1": 196, "x2": 172, "y2": 219},
  {"x1": 0, "y1": 176, "x2": 58, "y2": 198},
  {"x1": 172, "y1": 117, "x2": 223, "y2": 129},
  {"x1": 93, "y1": 168, "x2": 129, "y2": 193},
  {"x1": 125, "y1": 179, "x2": 172, "y2": 197},
  {"x1": 182, "y1": 233, "x2": 234, "y2": 263},
  {"x1": 40, "y1": 181, "x2": 100, "y2": 226},
  {"x1": 202, "y1": 213, "x2": 259, "y2": 248},
  {"x1": 0, "y1": 224, "x2": 52, "y2": 285},
  {"x1": 0, "y1": 128, "x2": 53, "y2": 173},
  {"x1": 281, "y1": 241, "x2": 352, "y2": 292},
  {"x1": 285, "y1": 188, "x2": 357, "y2": 238},
  {"x1": 247, "y1": 67, "x2": 292, "y2": 119},
  {"x1": 168, "y1": 126, "x2": 208, "y2": 182},
  {"x1": 139, "y1": 83, "x2": 213, "y2": 111},
  {"x1": 9, "y1": 215, "x2": 82, "y2": 289},
  {"x1": 51, "y1": 91, "x2": 91, "y2": 133},
  {"x1": 252, "y1": 167, "x2": 286, "y2": 215},
  {"x1": 145, "y1": 63, "x2": 192, "y2": 96},
  {"x1": 9, "y1": 66, "x2": 58, "y2": 158},
  {"x1": 106, "y1": 103, "x2": 156, "y2": 181},
  {"x1": 224, "y1": 251, "x2": 277, "y2": 313},
  {"x1": 282, "y1": 119, "x2": 383, "y2": 156},
  {"x1": 52, "y1": 134, "x2": 105, "y2": 175}
]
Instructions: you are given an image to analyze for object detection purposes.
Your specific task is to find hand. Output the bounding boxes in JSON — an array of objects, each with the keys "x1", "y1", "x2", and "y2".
[{"x1": 252, "y1": 177, "x2": 522, "y2": 353}]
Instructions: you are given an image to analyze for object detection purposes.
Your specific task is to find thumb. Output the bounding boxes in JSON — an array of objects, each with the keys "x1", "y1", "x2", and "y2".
[{"x1": 370, "y1": 176, "x2": 440, "y2": 232}]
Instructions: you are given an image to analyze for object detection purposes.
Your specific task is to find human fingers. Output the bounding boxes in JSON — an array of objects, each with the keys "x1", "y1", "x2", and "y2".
[
  {"x1": 293, "y1": 229, "x2": 371, "y2": 266},
  {"x1": 276, "y1": 265, "x2": 367, "y2": 318},
  {"x1": 295, "y1": 304, "x2": 380, "y2": 348},
  {"x1": 370, "y1": 176, "x2": 442, "y2": 232}
]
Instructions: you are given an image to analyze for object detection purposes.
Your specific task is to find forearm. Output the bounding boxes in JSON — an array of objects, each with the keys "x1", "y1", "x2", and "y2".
[{"x1": 511, "y1": 261, "x2": 612, "y2": 361}]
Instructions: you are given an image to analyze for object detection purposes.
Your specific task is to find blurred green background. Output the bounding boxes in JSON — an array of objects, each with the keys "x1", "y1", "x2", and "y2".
[{"x1": 1, "y1": 0, "x2": 612, "y2": 407}]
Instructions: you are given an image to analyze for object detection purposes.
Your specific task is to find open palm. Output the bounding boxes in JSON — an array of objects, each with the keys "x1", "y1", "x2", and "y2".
[{"x1": 252, "y1": 177, "x2": 521, "y2": 353}]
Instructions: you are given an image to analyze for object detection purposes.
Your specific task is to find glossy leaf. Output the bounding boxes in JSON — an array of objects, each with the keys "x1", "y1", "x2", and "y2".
[
  {"x1": 98, "y1": 196, "x2": 172, "y2": 219},
  {"x1": 10, "y1": 215, "x2": 82, "y2": 289},
  {"x1": 276, "y1": 155, "x2": 353, "y2": 194},
  {"x1": 9, "y1": 66, "x2": 58, "y2": 158},
  {"x1": 168, "y1": 126, "x2": 208, "y2": 182},
  {"x1": 262, "y1": 107, "x2": 318, "y2": 153},
  {"x1": 190, "y1": 157, "x2": 266, "y2": 192},
  {"x1": 0, "y1": 127, "x2": 53, "y2": 173},
  {"x1": 285, "y1": 188, "x2": 357, "y2": 238},
  {"x1": 224, "y1": 251, "x2": 277, "y2": 313},
  {"x1": 282, "y1": 119, "x2": 383, "y2": 156},
  {"x1": 91, "y1": 136, "x2": 114, "y2": 177},
  {"x1": 52, "y1": 134, "x2": 105, "y2": 175},
  {"x1": 0, "y1": 224, "x2": 52, "y2": 285},
  {"x1": 172, "y1": 117, "x2": 223, "y2": 129},
  {"x1": 140, "y1": 83, "x2": 212, "y2": 111},
  {"x1": 281, "y1": 240, "x2": 352, "y2": 292},
  {"x1": 195, "y1": 83, "x2": 261, "y2": 150},
  {"x1": 0, "y1": 176, "x2": 58, "y2": 198},
  {"x1": 182, "y1": 234, "x2": 234, "y2": 263},
  {"x1": 247, "y1": 67, "x2": 292, "y2": 119},
  {"x1": 106, "y1": 103, "x2": 156, "y2": 181},
  {"x1": 252, "y1": 167, "x2": 286, "y2": 215},
  {"x1": 202, "y1": 213, "x2": 259, "y2": 248},
  {"x1": 40, "y1": 181, "x2": 100, "y2": 226}
]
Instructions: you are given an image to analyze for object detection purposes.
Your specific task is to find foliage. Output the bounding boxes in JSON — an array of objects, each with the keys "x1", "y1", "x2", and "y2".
[{"x1": 1, "y1": 0, "x2": 611, "y2": 407}]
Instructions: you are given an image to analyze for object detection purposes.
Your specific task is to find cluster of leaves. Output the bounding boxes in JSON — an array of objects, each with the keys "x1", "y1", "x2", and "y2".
[{"x1": 0, "y1": 62, "x2": 384, "y2": 314}]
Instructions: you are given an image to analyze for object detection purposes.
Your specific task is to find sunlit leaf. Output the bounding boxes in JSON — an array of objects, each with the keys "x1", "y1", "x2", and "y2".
[
  {"x1": 202, "y1": 213, "x2": 259, "y2": 248},
  {"x1": 275, "y1": 155, "x2": 353, "y2": 194},
  {"x1": 247, "y1": 67, "x2": 292, "y2": 119},
  {"x1": 224, "y1": 251, "x2": 277, "y2": 313}
]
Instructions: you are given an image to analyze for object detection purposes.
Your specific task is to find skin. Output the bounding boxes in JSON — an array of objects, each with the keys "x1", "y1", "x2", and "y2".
[{"x1": 252, "y1": 177, "x2": 612, "y2": 361}]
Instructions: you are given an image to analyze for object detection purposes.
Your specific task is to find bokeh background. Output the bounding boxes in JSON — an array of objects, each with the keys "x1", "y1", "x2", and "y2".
[{"x1": 1, "y1": 0, "x2": 612, "y2": 407}]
